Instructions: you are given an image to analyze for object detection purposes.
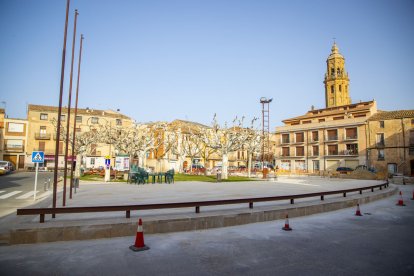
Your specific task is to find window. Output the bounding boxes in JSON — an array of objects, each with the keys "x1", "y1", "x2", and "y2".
[
  {"x1": 302, "y1": 120, "x2": 311, "y2": 124},
  {"x1": 319, "y1": 119, "x2": 325, "y2": 123},
  {"x1": 312, "y1": 131, "x2": 319, "y2": 142},
  {"x1": 331, "y1": 85, "x2": 334, "y2": 93},
  {"x1": 379, "y1": 121, "x2": 384, "y2": 128},
  {"x1": 282, "y1": 147, "x2": 290, "y2": 157},
  {"x1": 90, "y1": 158, "x2": 95, "y2": 166},
  {"x1": 296, "y1": 146, "x2": 304, "y2": 156},
  {"x1": 339, "y1": 85, "x2": 342, "y2": 92},
  {"x1": 59, "y1": 141, "x2": 64, "y2": 154},
  {"x1": 346, "y1": 144, "x2": 358, "y2": 155},
  {"x1": 40, "y1": 113, "x2": 48, "y2": 120},
  {"x1": 76, "y1": 116, "x2": 82, "y2": 123},
  {"x1": 91, "y1": 117, "x2": 99, "y2": 124},
  {"x1": 376, "y1": 133, "x2": 385, "y2": 147},
  {"x1": 281, "y1": 134, "x2": 290, "y2": 144},
  {"x1": 328, "y1": 145, "x2": 338, "y2": 155},
  {"x1": 295, "y1": 132, "x2": 304, "y2": 143},
  {"x1": 331, "y1": 68, "x2": 335, "y2": 76},
  {"x1": 60, "y1": 115, "x2": 66, "y2": 121},
  {"x1": 312, "y1": 146, "x2": 319, "y2": 156},
  {"x1": 38, "y1": 141, "x2": 45, "y2": 152},
  {"x1": 411, "y1": 119, "x2": 414, "y2": 126},
  {"x1": 345, "y1": 128, "x2": 357, "y2": 140},
  {"x1": 116, "y1": 119, "x2": 122, "y2": 126},
  {"x1": 378, "y1": 149, "x2": 385, "y2": 160},
  {"x1": 333, "y1": 116, "x2": 344, "y2": 120},
  {"x1": 327, "y1": 129, "x2": 338, "y2": 141}
]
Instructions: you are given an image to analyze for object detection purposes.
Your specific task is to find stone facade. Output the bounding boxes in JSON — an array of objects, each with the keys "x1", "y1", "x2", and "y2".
[{"x1": 366, "y1": 111, "x2": 414, "y2": 176}]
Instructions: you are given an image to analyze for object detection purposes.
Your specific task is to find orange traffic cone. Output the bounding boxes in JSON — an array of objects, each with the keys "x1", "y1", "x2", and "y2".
[
  {"x1": 396, "y1": 191, "x2": 406, "y2": 206},
  {"x1": 282, "y1": 214, "x2": 292, "y2": 231},
  {"x1": 355, "y1": 204, "x2": 362, "y2": 216},
  {"x1": 129, "y1": 218, "x2": 150, "y2": 252}
]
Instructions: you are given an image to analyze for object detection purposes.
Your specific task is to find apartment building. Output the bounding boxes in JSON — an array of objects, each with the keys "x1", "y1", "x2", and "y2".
[
  {"x1": 26, "y1": 104, "x2": 134, "y2": 170},
  {"x1": 366, "y1": 110, "x2": 414, "y2": 176},
  {"x1": 1, "y1": 117, "x2": 28, "y2": 170},
  {"x1": 275, "y1": 101, "x2": 377, "y2": 173}
]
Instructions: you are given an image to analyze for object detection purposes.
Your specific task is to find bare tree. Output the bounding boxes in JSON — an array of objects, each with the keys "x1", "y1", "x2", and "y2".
[
  {"x1": 51, "y1": 118, "x2": 99, "y2": 177},
  {"x1": 201, "y1": 115, "x2": 249, "y2": 179},
  {"x1": 242, "y1": 118, "x2": 261, "y2": 177}
]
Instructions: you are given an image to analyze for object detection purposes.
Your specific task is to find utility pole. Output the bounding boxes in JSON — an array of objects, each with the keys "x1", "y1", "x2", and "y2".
[{"x1": 53, "y1": 0, "x2": 70, "y2": 217}]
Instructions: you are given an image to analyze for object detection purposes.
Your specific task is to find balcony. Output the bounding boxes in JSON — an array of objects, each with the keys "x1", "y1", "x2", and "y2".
[
  {"x1": 4, "y1": 145, "x2": 24, "y2": 152},
  {"x1": 325, "y1": 136, "x2": 339, "y2": 142},
  {"x1": 281, "y1": 138, "x2": 290, "y2": 144},
  {"x1": 35, "y1": 133, "x2": 51, "y2": 140},
  {"x1": 344, "y1": 135, "x2": 358, "y2": 141},
  {"x1": 327, "y1": 151, "x2": 339, "y2": 156},
  {"x1": 309, "y1": 138, "x2": 319, "y2": 143},
  {"x1": 292, "y1": 139, "x2": 304, "y2": 144},
  {"x1": 376, "y1": 141, "x2": 385, "y2": 148},
  {"x1": 340, "y1": 150, "x2": 358, "y2": 156}
]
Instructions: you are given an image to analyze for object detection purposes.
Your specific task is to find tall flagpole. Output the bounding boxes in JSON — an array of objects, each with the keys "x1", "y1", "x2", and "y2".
[
  {"x1": 63, "y1": 9, "x2": 78, "y2": 206},
  {"x1": 70, "y1": 34, "x2": 84, "y2": 198},
  {"x1": 53, "y1": 0, "x2": 70, "y2": 217}
]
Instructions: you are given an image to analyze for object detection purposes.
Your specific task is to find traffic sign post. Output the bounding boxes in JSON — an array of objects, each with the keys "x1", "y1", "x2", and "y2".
[{"x1": 32, "y1": 151, "x2": 45, "y2": 200}]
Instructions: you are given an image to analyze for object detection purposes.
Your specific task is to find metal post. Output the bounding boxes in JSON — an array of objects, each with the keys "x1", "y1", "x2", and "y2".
[
  {"x1": 70, "y1": 34, "x2": 84, "y2": 197},
  {"x1": 63, "y1": 9, "x2": 78, "y2": 205},
  {"x1": 53, "y1": 0, "x2": 70, "y2": 217},
  {"x1": 34, "y1": 162, "x2": 39, "y2": 201}
]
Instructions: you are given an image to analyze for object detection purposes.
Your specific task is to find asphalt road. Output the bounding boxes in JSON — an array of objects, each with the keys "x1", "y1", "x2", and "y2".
[
  {"x1": 0, "y1": 172, "x2": 56, "y2": 217},
  {"x1": 0, "y1": 185, "x2": 412, "y2": 276}
]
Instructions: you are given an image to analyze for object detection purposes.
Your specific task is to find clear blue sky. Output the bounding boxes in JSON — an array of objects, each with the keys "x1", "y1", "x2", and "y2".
[{"x1": 1, "y1": 0, "x2": 413, "y2": 129}]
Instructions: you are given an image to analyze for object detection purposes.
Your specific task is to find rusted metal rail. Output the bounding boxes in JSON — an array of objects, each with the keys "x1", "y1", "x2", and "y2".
[{"x1": 17, "y1": 182, "x2": 389, "y2": 223}]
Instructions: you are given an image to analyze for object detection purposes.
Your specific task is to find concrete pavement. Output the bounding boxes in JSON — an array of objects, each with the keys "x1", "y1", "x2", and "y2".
[
  {"x1": 0, "y1": 184, "x2": 412, "y2": 276},
  {"x1": 0, "y1": 176, "x2": 396, "y2": 244}
]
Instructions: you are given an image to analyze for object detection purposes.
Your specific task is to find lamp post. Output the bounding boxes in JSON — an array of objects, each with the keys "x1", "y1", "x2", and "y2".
[{"x1": 53, "y1": 0, "x2": 70, "y2": 217}]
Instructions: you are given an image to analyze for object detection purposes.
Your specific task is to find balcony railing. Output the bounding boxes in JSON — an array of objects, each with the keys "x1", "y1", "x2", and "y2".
[
  {"x1": 326, "y1": 136, "x2": 338, "y2": 141},
  {"x1": 376, "y1": 141, "x2": 385, "y2": 148},
  {"x1": 344, "y1": 135, "x2": 358, "y2": 140},
  {"x1": 281, "y1": 139, "x2": 290, "y2": 144},
  {"x1": 4, "y1": 145, "x2": 25, "y2": 152},
  {"x1": 35, "y1": 133, "x2": 51, "y2": 140},
  {"x1": 309, "y1": 138, "x2": 319, "y2": 143},
  {"x1": 327, "y1": 151, "x2": 339, "y2": 156},
  {"x1": 340, "y1": 150, "x2": 358, "y2": 156}
]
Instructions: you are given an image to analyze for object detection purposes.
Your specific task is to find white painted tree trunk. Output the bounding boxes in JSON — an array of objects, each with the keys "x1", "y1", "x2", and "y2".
[
  {"x1": 75, "y1": 154, "x2": 82, "y2": 178},
  {"x1": 138, "y1": 152, "x2": 145, "y2": 168},
  {"x1": 178, "y1": 154, "x2": 185, "y2": 173},
  {"x1": 248, "y1": 153, "x2": 252, "y2": 178},
  {"x1": 222, "y1": 153, "x2": 229, "y2": 179}
]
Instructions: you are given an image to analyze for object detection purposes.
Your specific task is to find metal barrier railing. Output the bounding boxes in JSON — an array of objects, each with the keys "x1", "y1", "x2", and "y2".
[{"x1": 17, "y1": 182, "x2": 389, "y2": 223}]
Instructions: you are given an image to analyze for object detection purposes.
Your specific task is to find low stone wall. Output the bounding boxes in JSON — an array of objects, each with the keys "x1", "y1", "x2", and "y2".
[{"x1": 9, "y1": 185, "x2": 398, "y2": 244}]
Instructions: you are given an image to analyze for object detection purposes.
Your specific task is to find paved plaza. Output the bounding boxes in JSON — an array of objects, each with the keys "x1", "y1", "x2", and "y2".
[{"x1": 0, "y1": 184, "x2": 412, "y2": 276}]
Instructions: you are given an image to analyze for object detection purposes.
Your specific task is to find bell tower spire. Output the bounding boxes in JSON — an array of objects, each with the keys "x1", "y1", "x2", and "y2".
[{"x1": 324, "y1": 42, "x2": 351, "y2": 108}]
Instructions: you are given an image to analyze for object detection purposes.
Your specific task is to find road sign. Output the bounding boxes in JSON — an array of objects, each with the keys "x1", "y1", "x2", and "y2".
[
  {"x1": 32, "y1": 151, "x2": 44, "y2": 163},
  {"x1": 105, "y1": 159, "x2": 110, "y2": 166}
]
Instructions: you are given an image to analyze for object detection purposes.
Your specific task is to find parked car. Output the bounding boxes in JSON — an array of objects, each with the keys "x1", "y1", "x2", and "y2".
[
  {"x1": 0, "y1": 161, "x2": 13, "y2": 174},
  {"x1": 336, "y1": 167, "x2": 354, "y2": 173},
  {"x1": 355, "y1": 165, "x2": 376, "y2": 173},
  {"x1": 254, "y1": 162, "x2": 275, "y2": 170}
]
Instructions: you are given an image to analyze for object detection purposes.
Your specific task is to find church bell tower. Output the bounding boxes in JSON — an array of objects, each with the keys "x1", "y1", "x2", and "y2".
[{"x1": 324, "y1": 42, "x2": 351, "y2": 108}]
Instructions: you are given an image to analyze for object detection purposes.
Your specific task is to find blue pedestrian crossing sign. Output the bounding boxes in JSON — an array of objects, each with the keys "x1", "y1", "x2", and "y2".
[{"x1": 32, "y1": 151, "x2": 44, "y2": 163}]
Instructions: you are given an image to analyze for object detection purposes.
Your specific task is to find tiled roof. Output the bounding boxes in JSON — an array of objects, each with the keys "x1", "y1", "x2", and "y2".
[
  {"x1": 28, "y1": 104, "x2": 131, "y2": 120},
  {"x1": 283, "y1": 101, "x2": 375, "y2": 122},
  {"x1": 367, "y1": 110, "x2": 414, "y2": 121}
]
